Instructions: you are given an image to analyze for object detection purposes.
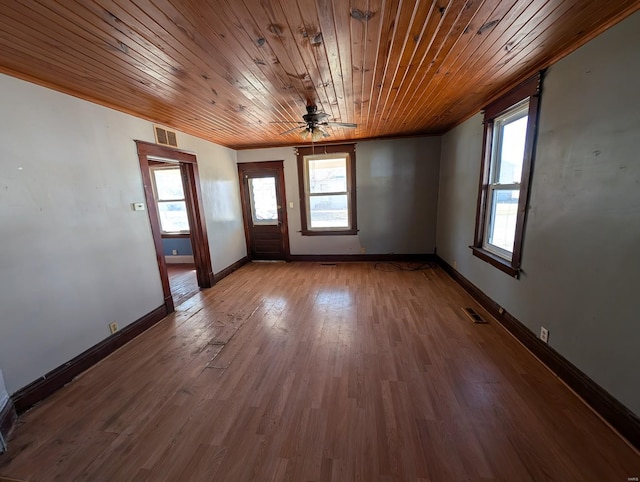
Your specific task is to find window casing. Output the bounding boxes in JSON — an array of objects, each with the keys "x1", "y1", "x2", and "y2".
[
  {"x1": 472, "y1": 73, "x2": 542, "y2": 277},
  {"x1": 296, "y1": 144, "x2": 357, "y2": 235},
  {"x1": 150, "y1": 166, "x2": 190, "y2": 234}
]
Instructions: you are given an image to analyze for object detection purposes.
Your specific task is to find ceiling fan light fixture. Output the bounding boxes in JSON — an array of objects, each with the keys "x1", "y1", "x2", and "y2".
[{"x1": 311, "y1": 126, "x2": 327, "y2": 142}]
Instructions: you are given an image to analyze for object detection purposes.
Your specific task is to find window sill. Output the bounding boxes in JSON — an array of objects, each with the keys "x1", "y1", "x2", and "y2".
[
  {"x1": 470, "y1": 246, "x2": 520, "y2": 278},
  {"x1": 161, "y1": 233, "x2": 191, "y2": 239},
  {"x1": 301, "y1": 229, "x2": 358, "y2": 236}
]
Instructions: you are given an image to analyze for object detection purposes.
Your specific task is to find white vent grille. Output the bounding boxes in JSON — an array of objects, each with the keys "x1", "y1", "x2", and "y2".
[{"x1": 154, "y1": 125, "x2": 178, "y2": 147}]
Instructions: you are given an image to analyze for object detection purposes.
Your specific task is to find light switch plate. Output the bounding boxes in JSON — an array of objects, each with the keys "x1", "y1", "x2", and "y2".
[{"x1": 132, "y1": 202, "x2": 145, "y2": 211}]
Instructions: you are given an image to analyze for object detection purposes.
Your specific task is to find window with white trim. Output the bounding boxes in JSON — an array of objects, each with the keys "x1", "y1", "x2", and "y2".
[
  {"x1": 483, "y1": 100, "x2": 529, "y2": 259},
  {"x1": 150, "y1": 166, "x2": 190, "y2": 234}
]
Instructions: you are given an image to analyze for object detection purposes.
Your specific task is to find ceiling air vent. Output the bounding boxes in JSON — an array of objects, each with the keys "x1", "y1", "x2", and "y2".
[{"x1": 153, "y1": 125, "x2": 178, "y2": 147}]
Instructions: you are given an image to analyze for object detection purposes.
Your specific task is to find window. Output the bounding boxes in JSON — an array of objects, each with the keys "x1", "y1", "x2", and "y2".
[
  {"x1": 150, "y1": 166, "x2": 190, "y2": 234},
  {"x1": 472, "y1": 72, "x2": 542, "y2": 277},
  {"x1": 248, "y1": 176, "x2": 279, "y2": 226},
  {"x1": 296, "y1": 144, "x2": 357, "y2": 235}
]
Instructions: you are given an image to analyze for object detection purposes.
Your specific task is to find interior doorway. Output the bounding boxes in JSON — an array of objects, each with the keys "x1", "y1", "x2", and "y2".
[
  {"x1": 136, "y1": 141, "x2": 214, "y2": 313},
  {"x1": 238, "y1": 161, "x2": 290, "y2": 260},
  {"x1": 148, "y1": 160, "x2": 199, "y2": 307}
]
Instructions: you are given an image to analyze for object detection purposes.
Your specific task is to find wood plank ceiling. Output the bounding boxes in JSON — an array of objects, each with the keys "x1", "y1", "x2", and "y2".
[{"x1": 0, "y1": 0, "x2": 638, "y2": 149}]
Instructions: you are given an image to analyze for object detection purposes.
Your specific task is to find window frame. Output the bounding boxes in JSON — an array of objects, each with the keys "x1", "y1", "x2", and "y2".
[
  {"x1": 296, "y1": 144, "x2": 357, "y2": 236},
  {"x1": 149, "y1": 165, "x2": 191, "y2": 235},
  {"x1": 471, "y1": 72, "x2": 543, "y2": 277}
]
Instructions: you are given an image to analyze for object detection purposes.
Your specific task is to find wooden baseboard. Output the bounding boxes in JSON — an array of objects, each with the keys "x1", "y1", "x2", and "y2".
[
  {"x1": 436, "y1": 256, "x2": 640, "y2": 450},
  {"x1": 287, "y1": 253, "x2": 437, "y2": 263},
  {"x1": 0, "y1": 399, "x2": 17, "y2": 453},
  {"x1": 164, "y1": 255, "x2": 195, "y2": 264},
  {"x1": 10, "y1": 255, "x2": 250, "y2": 416},
  {"x1": 11, "y1": 304, "x2": 168, "y2": 415},
  {"x1": 213, "y1": 256, "x2": 249, "y2": 284}
]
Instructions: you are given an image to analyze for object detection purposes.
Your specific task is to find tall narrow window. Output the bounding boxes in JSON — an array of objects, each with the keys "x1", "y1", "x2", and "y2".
[
  {"x1": 472, "y1": 73, "x2": 542, "y2": 277},
  {"x1": 150, "y1": 166, "x2": 190, "y2": 234},
  {"x1": 296, "y1": 144, "x2": 357, "y2": 235}
]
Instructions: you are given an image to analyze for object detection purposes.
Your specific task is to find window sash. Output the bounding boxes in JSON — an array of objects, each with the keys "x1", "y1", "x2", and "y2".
[
  {"x1": 483, "y1": 185, "x2": 520, "y2": 259},
  {"x1": 150, "y1": 166, "x2": 190, "y2": 234},
  {"x1": 296, "y1": 144, "x2": 357, "y2": 236},
  {"x1": 303, "y1": 154, "x2": 351, "y2": 231},
  {"x1": 489, "y1": 102, "x2": 529, "y2": 186},
  {"x1": 484, "y1": 102, "x2": 529, "y2": 260}
]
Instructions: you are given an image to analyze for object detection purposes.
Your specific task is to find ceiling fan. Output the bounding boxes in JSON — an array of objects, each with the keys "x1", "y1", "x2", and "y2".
[{"x1": 275, "y1": 105, "x2": 357, "y2": 142}]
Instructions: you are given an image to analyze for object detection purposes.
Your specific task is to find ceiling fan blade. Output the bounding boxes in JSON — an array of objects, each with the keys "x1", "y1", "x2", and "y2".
[
  {"x1": 280, "y1": 125, "x2": 306, "y2": 135},
  {"x1": 326, "y1": 122, "x2": 357, "y2": 128},
  {"x1": 271, "y1": 121, "x2": 306, "y2": 124}
]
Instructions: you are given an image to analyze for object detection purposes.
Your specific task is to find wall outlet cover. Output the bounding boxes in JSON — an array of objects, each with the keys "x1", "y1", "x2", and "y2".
[{"x1": 540, "y1": 327, "x2": 549, "y2": 344}]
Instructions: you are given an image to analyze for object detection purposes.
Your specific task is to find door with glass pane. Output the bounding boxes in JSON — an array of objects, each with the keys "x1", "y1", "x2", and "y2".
[{"x1": 238, "y1": 161, "x2": 289, "y2": 260}]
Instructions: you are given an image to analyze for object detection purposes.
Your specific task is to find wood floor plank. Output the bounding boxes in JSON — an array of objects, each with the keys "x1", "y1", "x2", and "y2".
[
  {"x1": 0, "y1": 262, "x2": 638, "y2": 481},
  {"x1": 167, "y1": 263, "x2": 199, "y2": 307}
]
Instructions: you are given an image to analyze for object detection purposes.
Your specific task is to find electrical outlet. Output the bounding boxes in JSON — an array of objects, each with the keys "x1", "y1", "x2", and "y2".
[
  {"x1": 540, "y1": 327, "x2": 549, "y2": 344},
  {"x1": 172, "y1": 249, "x2": 178, "y2": 255},
  {"x1": 360, "y1": 247, "x2": 366, "y2": 254},
  {"x1": 109, "y1": 322, "x2": 118, "y2": 334},
  {"x1": 453, "y1": 260, "x2": 457, "y2": 269},
  {"x1": 498, "y1": 307, "x2": 505, "y2": 315}
]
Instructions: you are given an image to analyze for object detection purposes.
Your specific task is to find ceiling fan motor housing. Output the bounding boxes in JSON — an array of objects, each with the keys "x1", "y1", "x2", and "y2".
[{"x1": 303, "y1": 105, "x2": 330, "y2": 127}]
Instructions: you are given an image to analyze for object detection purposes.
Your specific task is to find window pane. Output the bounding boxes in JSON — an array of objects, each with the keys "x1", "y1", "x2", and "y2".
[
  {"x1": 497, "y1": 113, "x2": 528, "y2": 184},
  {"x1": 249, "y1": 177, "x2": 278, "y2": 225},
  {"x1": 308, "y1": 157, "x2": 347, "y2": 194},
  {"x1": 153, "y1": 168, "x2": 184, "y2": 200},
  {"x1": 487, "y1": 189, "x2": 519, "y2": 254},
  {"x1": 309, "y1": 195, "x2": 349, "y2": 228},
  {"x1": 158, "y1": 201, "x2": 189, "y2": 232}
]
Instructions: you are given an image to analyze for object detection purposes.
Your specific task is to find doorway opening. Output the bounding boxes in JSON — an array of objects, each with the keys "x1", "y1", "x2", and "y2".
[
  {"x1": 136, "y1": 141, "x2": 214, "y2": 313},
  {"x1": 238, "y1": 161, "x2": 290, "y2": 261},
  {"x1": 149, "y1": 161, "x2": 199, "y2": 307}
]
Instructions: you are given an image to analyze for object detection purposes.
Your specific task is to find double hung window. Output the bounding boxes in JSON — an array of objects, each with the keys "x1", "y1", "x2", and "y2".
[
  {"x1": 296, "y1": 144, "x2": 357, "y2": 235},
  {"x1": 150, "y1": 166, "x2": 190, "y2": 234},
  {"x1": 471, "y1": 73, "x2": 542, "y2": 276}
]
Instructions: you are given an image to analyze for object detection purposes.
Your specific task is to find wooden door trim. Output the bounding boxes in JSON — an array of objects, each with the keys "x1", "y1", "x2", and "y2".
[
  {"x1": 180, "y1": 162, "x2": 215, "y2": 287},
  {"x1": 135, "y1": 141, "x2": 214, "y2": 314},
  {"x1": 237, "y1": 161, "x2": 290, "y2": 261}
]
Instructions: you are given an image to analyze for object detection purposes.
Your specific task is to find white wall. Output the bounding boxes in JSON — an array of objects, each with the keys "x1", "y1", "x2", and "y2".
[
  {"x1": 436, "y1": 12, "x2": 640, "y2": 415},
  {"x1": 170, "y1": 132, "x2": 245, "y2": 274},
  {"x1": 0, "y1": 73, "x2": 244, "y2": 394},
  {"x1": 237, "y1": 137, "x2": 441, "y2": 255}
]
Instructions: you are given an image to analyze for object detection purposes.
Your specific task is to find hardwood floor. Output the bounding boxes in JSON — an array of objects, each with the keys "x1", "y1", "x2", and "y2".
[
  {"x1": 167, "y1": 263, "x2": 199, "y2": 307},
  {"x1": 0, "y1": 262, "x2": 638, "y2": 481}
]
